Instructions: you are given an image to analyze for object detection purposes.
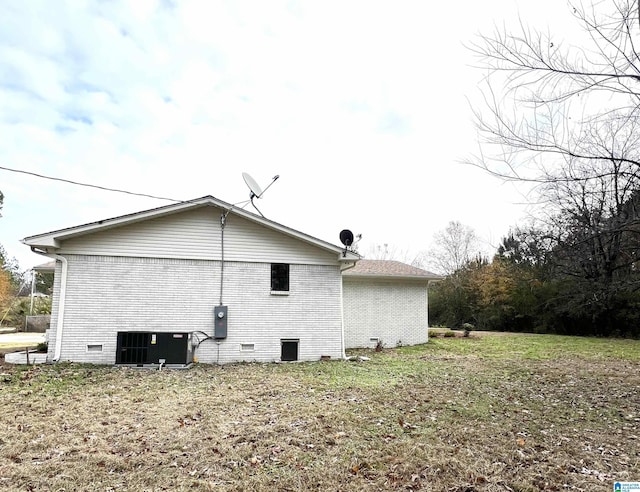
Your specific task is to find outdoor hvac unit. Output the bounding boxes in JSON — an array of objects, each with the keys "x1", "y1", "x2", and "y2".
[{"x1": 116, "y1": 332, "x2": 193, "y2": 366}]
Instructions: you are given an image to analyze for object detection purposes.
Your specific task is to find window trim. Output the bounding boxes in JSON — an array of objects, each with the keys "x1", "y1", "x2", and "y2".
[
  {"x1": 280, "y1": 339, "x2": 299, "y2": 362},
  {"x1": 270, "y1": 290, "x2": 289, "y2": 296}
]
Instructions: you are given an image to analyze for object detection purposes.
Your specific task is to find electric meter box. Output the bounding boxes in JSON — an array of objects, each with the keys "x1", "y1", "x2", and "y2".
[{"x1": 214, "y1": 305, "x2": 228, "y2": 339}]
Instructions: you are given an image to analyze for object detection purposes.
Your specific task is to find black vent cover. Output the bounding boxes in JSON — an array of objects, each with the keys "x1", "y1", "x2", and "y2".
[{"x1": 116, "y1": 332, "x2": 193, "y2": 365}]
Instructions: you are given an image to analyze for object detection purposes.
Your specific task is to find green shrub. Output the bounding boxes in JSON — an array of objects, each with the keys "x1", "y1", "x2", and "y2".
[{"x1": 462, "y1": 322, "x2": 474, "y2": 337}]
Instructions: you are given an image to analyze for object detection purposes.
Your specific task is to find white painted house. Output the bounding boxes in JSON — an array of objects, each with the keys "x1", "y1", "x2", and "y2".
[
  {"x1": 342, "y1": 260, "x2": 440, "y2": 349},
  {"x1": 22, "y1": 196, "x2": 359, "y2": 365}
]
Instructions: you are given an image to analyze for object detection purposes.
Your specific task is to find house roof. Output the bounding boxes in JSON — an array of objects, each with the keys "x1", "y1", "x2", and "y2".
[
  {"x1": 22, "y1": 195, "x2": 360, "y2": 262},
  {"x1": 33, "y1": 261, "x2": 56, "y2": 272},
  {"x1": 343, "y1": 260, "x2": 441, "y2": 281}
]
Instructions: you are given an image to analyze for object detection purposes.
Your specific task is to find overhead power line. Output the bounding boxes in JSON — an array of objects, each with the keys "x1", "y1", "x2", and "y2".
[{"x1": 0, "y1": 165, "x2": 183, "y2": 203}]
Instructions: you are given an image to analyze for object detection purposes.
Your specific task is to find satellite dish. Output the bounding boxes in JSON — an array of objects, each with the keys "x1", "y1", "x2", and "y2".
[
  {"x1": 242, "y1": 172, "x2": 263, "y2": 199},
  {"x1": 340, "y1": 229, "x2": 354, "y2": 247},
  {"x1": 241, "y1": 172, "x2": 280, "y2": 217}
]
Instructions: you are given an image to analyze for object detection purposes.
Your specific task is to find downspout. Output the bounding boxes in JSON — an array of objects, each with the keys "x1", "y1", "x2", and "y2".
[
  {"x1": 426, "y1": 278, "x2": 441, "y2": 341},
  {"x1": 31, "y1": 248, "x2": 68, "y2": 362},
  {"x1": 426, "y1": 280, "x2": 431, "y2": 339},
  {"x1": 339, "y1": 261, "x2": 357, "y2": 359}
]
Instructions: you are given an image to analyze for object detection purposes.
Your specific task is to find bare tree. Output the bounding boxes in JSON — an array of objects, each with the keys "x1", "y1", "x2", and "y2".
[
  {"x1": 468, "y1": 1, "x2": 640, "y2": 332},
  {"x1": 366, "y1": 243, "x2": 425, "y2": 267},
  {"x1": 469, "y1": 0, "x2": 640, "y2": 265},
  {"x1": 426, "y1": 221, "x2": 480, "y2": 275},
  {"x1": 468, "y1": 0, "x2": 640, "y2": 185}
]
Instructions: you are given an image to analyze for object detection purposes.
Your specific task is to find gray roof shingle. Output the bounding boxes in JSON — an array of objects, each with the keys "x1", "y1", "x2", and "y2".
[{"x1": 344, "y1": 260, "x2": 440, "y2": 279}]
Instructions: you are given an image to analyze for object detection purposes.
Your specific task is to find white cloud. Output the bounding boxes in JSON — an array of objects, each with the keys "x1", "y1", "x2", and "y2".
[{"x1": 0, "y1": 0, "x2": 571, "y2": 269}]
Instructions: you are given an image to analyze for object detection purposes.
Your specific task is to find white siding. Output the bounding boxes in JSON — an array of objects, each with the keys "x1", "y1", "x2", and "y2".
[
  {"x1": 58, "y1": 206, "x2": 338, "y2": 265},
  {"x1": 342, "y1": 278, "x2": 429, "y2": 349},
  {"x1": 50, "y1": 255, "x2": 343, "y2": 364}
]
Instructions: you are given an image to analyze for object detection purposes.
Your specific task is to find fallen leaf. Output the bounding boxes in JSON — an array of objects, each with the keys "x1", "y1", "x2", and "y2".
[{"x1": 351, "y1": 462, "x2": 370, "y2": 475}]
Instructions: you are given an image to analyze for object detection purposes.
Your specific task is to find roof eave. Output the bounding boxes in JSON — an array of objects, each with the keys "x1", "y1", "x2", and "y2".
[
  {"x1": 22, "y1": 237, "x2": 60, "y2": 249},
  {"x1": 343, "y1": 273, "x2": 441, "y2": 282},
  {"x1": 337, "y1": 252, "x2": 361, "y2": 262},
  {"x1": 32, "y1": 261, "x2": 56, "y2": 272}
]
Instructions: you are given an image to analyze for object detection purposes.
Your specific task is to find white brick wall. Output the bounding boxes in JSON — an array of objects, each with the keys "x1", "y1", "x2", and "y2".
[
  {"x1": 48, "y1": 255, "x2": 343, "y2": 364},
  {"x1": 342, "y1": 278, "x2": 429, "y2": 348}
]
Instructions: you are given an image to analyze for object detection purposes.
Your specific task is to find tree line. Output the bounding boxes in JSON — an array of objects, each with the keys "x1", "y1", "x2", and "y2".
[
  {"x1": 431, "y1": 1, "x2": 640, "y2": 338},
  {"x1": 429, "y1": 218, "x2": 640, "y2": 337}
]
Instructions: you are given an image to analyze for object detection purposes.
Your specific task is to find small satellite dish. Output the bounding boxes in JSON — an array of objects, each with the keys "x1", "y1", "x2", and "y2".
[
  {"x1": 241, "y1": 172, "x2": 280, "y2": 217},
  {"x1": 242, "y1": 172, "x2": 263, "y2": 199},
  {"x1": 340, "y1": 229, "x2": 354, "y2": 247}
]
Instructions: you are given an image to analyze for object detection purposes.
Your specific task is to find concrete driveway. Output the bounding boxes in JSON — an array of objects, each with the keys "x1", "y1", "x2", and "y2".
[
  {"x1": 0, "y1": 330, "x2": 47, "y2": 364},
  {"x1": 0, "y1": 331, "x2": 46, "y2": 348}
]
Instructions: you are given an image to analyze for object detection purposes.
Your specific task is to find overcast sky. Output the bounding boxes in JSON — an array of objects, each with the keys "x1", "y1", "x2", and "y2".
[{"x1": 0, "y1": 0, "x2": 574, "y2": 270}]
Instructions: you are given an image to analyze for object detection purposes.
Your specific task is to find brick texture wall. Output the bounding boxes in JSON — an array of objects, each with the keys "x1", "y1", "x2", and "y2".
[{"x1": 342, "y1": 278, "x2": 428, "y2": 349}]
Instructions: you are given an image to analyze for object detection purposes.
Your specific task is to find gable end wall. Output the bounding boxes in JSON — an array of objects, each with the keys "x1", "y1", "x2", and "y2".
[{"x1": 56, "y1": 207, "x2": 339, "y2": 265}]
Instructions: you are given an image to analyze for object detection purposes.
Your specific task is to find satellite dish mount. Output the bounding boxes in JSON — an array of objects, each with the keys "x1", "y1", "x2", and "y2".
[
  {"x1": 242, "y1": 172, "x2": 279, "y2": 217},
  {"x1": 340, "y1": 229, "x2": 360, "y2": 257}
]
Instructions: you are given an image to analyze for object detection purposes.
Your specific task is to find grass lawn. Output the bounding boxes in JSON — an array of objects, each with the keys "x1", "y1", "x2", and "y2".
[{"x1": 0, "y1": 333, "x2": 638, "y2": 491}]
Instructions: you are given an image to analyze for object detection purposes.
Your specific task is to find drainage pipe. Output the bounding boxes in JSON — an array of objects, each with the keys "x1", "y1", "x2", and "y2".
[
  {"x1": 339, "y1": 261, "x2": 357, "y2": 359},
  {"x1": 31, "y1": 248, "x2": 68, "y2": 362}
]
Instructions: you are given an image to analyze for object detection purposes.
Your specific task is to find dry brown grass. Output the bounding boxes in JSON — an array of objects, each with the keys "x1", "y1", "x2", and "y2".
[{"x1": 0, "y1": 335, "x2": 639, "y2": 491}]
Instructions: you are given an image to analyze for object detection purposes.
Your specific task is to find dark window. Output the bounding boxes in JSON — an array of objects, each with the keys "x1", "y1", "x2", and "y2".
[
  {"x1": 281, "y1": 339, "x2": 299, "y2": 361},
  {"x1": 271, "y1": 263, "x2": 289, "y2": 291}
]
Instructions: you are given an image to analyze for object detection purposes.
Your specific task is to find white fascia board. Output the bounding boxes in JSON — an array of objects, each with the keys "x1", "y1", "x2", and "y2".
[
  {"x1": 22, "y1": 236, "x2": 60, "y2": 249},
  {"x1": 335, "y1": 250, "x2": 361, "y2": 262},
  {"x1": 338, "y1": 252, "x2": 361, "y2": 261},
  {"x1": 342, "y1": 273, "x2": 439, "y2": 282}
]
